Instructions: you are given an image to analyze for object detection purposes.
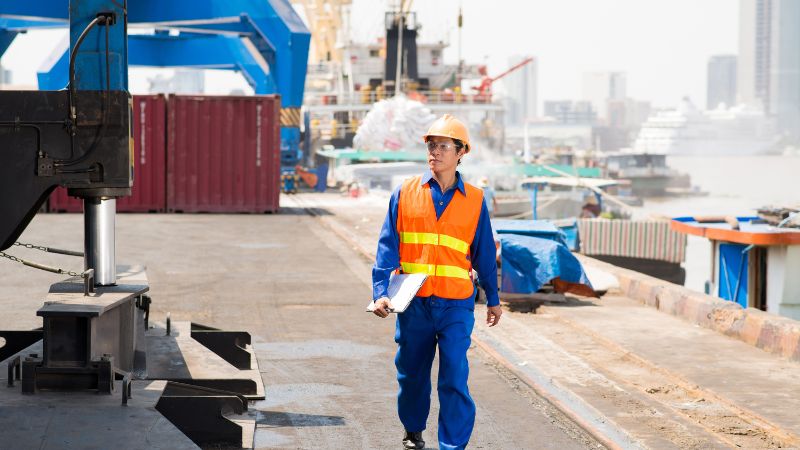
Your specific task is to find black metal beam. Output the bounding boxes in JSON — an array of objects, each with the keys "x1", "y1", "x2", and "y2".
[
  {"x1": 155, "y1": 381, "x2": 247, "y2": 448},
  {"x1": 0, "y1": 330, "x2": 42, "y2": 362}
]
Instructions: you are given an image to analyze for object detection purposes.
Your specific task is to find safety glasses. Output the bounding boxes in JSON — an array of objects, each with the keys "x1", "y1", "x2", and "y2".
[{"x1": 426, "y1": 141, "x2": 457, "y2": 154}]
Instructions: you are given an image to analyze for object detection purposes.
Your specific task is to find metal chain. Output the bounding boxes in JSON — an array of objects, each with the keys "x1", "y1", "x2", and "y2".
[
  {"x1": 14, "y1": 242, "x2": 50, "y2": 252},
  {"x1": 13, "y1": 241, "x2": 83, "y2": 257},
  {"x1": 0, "y1": 243, "x2": 84, "y2": 277}
]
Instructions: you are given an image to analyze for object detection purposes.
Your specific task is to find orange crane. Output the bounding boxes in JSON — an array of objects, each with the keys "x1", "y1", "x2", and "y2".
[{"x1": 472, "y1": 57, "x2": 534, "y2": 102}]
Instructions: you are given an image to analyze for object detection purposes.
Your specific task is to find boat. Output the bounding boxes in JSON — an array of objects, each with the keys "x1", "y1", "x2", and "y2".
[
  {"x1": 672, "y1": 215, "x2": 800, "y2": 318},
  {"x1": 497, "y1": 174, "x2": 688, "y2": 285},
  {"x1": 634, "y1": 98, "x2": 782, "y2": 156},
  {"x1": 515, "y1": 175, "x2": 636, "y2": 220},
  {"x1": 598, "y1": 149, "x2": 690, "y2": 197}
]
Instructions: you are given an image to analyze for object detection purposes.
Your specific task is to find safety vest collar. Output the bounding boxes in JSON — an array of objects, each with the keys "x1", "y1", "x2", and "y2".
[{"x1": 420, "y1": 170, "x2": 467, "y2": 196}]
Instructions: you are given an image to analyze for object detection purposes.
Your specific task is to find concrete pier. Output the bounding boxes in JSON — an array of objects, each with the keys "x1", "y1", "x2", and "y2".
[{"x1": 2, "y1": 193, "x2": 800, "y2": 448}]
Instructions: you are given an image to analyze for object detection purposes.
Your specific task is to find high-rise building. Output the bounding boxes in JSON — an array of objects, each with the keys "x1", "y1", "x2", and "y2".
[
  {"x1": 738, "y1": 0, "x2": 770, "y2": 110},
  {"x1": 581, "y1": 72, "x2": 626, "y2": 120},
  {"x1": 707, "y1": 55, "x2": 737, "y2": 109},
  {"x1": 502, "y1": 55, "x2": 537, "y2": 126},
  {"x1": 769, "y1": 0, "x2": 800, "y2": 139},
  {"x1": 739, "y1": 0, "x2": 800, "y2": 139}
]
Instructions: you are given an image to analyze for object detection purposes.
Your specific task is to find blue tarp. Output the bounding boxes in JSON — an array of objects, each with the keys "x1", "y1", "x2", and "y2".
[
  {"x1": 493, "y1": 219, "x2": 568, "y2": 245},
  {"x1": 494, "y1": 218, "x2": 581, "y2": 252},
  {"x1": 557, "y1": 221, "x2": 580, "y2": 252},
  {"x1": 498, "y1": 232, "x2": 593, "y2": 294}
]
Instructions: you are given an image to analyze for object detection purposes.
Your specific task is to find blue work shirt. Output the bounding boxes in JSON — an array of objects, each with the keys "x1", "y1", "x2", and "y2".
[
  {"x1": 482, "y1": 186, "x2": 496, "y2": 215},
  {"x1": 372, "y1": 170, "x2": 500, "y2": 307}
]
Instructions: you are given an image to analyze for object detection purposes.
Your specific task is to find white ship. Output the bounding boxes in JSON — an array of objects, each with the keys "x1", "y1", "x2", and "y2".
[{"x1": 634, "y1": 98, "x2": 781, "y2": 156}]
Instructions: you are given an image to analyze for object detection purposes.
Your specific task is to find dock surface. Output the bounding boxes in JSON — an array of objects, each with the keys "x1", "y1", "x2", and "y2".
[{"x1": 2, "y1": 192, "x2": 800, "y2": 449}]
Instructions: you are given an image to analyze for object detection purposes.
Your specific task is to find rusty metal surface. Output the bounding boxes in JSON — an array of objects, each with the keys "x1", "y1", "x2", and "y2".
[
  {"x1": 167, "y1": 95, "x2": 281, "y2": 213},
  {"x1": 48, "y1": 95, "x2": 168, "y2": 213}
]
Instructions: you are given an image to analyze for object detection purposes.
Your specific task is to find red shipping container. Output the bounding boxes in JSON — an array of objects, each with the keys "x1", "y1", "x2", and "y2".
[
  {"x1": 166, "y1": 95, "x2": 281, "y2": 213},
  {"x1": 48, "y1": 94, "x2": 168, "y2": 213}
]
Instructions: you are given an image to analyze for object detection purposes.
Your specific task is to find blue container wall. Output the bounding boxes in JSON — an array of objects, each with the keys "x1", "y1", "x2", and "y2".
[{"x1": 718, "y1": 243, "x2": 749, "y2": 308}]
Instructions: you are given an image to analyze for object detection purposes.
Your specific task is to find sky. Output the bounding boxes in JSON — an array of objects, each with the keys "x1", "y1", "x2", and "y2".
[{"x1": 0, "y1": 0, "x2": 738, "y2": 109}]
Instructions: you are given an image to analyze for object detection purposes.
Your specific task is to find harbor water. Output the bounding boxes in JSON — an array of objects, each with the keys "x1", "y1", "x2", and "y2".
[{"x1": 635, "y1": 155, "x2": 800, "y2": 292}]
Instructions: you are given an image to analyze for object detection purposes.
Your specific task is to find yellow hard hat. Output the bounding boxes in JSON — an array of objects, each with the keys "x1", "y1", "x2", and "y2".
[{"x1": 423, "y1": 114, "x2": 471, "y2": 152}]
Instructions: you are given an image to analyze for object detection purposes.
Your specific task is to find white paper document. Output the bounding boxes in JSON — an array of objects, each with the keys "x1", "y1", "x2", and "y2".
[{"x1": 366, "y1": 273, "x2": 428, "y2": 314}]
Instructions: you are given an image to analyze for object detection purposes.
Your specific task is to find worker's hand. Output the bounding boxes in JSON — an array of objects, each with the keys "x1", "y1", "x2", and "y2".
[
  {"x1": 372, "y1": 297, "x2": 394, "y2": 318},
  {"x1": 486, "y1": 305, "x2": 502, "y2": 327}
]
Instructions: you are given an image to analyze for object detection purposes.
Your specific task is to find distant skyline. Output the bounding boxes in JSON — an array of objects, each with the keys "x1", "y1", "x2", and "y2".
[
  {"x1": 350, "y1": 0, "x2": 739, "y2": 109},
  {"x1": 1, "y1": 1, "x2": 738, "y2": 110}
]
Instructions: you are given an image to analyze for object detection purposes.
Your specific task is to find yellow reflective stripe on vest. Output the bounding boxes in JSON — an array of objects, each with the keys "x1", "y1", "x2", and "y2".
[
  {"x1": 399, "y1": 232, "x2": 469, "y2": 255},
  {"x1": 401, "y1": 262, "x2": 471, "y2": 280},
  {"x1": 435, "y1": 264, "x2": 470, "y2": 279},
  {"x1": 399, "y1": 232, "x2": 439, "y2": 246},
  {"x1": 438, "y1": 234, "x2": 469, "y2": 254}
]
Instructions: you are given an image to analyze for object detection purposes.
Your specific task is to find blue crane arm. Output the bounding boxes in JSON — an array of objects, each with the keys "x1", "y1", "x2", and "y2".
[
  {"x1": 38, "y1": 33, "x2": 273, "y2": 95},
  {"x1": 0, "y1": 0, "x2": 310, "y2": 108}
]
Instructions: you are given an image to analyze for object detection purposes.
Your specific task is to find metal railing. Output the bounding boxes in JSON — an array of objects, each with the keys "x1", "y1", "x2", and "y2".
[{"x1": 303, "y1": 89, "x2": 502, "y2": 106}]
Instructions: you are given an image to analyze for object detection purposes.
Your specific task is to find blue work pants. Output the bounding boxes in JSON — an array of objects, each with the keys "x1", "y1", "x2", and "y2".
[{"x1": 395, "y1": 296, "x2": 476, "y2": 450}]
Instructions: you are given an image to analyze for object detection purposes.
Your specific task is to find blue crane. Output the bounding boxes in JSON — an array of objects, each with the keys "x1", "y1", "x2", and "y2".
[{"x1": 0, "y1": 0, "x2": 310, "y2": 178}]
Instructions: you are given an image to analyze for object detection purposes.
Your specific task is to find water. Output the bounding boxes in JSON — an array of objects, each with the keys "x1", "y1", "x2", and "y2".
[{"x1": 634, "y1": 155, "x2": 800, "y2": 292}]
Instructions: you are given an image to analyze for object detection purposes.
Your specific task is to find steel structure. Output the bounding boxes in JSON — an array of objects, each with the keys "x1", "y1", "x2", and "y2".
[
  {"x1": 0, "y1": 2, "x2": 267, "y2": 446},
  {"x1": 0, "y1": 0, "x2": 310, "y2": 169}
]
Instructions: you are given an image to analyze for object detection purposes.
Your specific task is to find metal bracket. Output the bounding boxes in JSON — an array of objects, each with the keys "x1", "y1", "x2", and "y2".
[
  {"x1": 83, "y1": 268, "x2": 95, "y2": 296},
  {"x1": 135, "y1": 294, "x2": 151, "y2": 330},
  {"x1": 160, "y1": 378, "x2": 258, "y2": 397},
  {"x1": 21, "y1": 355, "x2": 115, "y2": 395},
  {"x1": 96, "y1": 11, "x2": 117, "y2": 26},
  {"x1": 120, "y1": 370, "x2": 132, "y2": 405},
  {"x1": 155, "y1": 381, "x2": 248, "y2": 448},
  {"x1": 7, "y1": 355, "x2": 21, "y2": 387},
  {"x1": 36, "y1": 156, "x2": 55, "y2": 177},
  {"x1": 190, "y1": 324, "x2": 252, "y2": 370}
]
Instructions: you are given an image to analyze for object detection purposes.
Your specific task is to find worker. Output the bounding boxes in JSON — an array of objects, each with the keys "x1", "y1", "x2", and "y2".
[
  {"x1": 371, "y1": 114, "x2": 501, "y2": 450},
  {"x1": 580, "y1": 194, "x2": 601, "y2": 218},
  {"x1": 477, "y1": 176, "x2": 498, "y2": 218}
]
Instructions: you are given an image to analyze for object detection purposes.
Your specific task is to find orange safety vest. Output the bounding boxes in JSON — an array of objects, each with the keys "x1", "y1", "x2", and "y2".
[{"x1": 397, "y1": 176, "x2": 484, "y2": 299}]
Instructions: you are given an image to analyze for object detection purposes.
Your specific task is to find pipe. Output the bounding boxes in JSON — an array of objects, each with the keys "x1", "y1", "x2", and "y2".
[
  {"x1": 84, "y1": 197, "x2": 116, "y2": 286},
  {"x1": 395, "y1": 11, "x2": 404, "y2": 95}
]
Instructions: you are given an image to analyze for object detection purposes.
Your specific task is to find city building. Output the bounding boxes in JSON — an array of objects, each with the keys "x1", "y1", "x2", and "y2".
[
  {"x1": 502, "y1": 55, "x2": 537, "y2": 126},
  {"x1": 607, "y1": 98, "x2": 652, "y2": 129},
  {"x1": 769, "y1": 0, "x2": 800, "y2": 140},
  {"x1": 739, "y1": 0, "x2": 800, "y2": 139},
  {"x1": 581, "y1": 71, "x2": 626, "y2": 120},
  {"x1": 738, "y1": 0, "x2": 771, "y2": 110},
  {"x1": 707, "y1": 55, "x2": 737, "y2": 109},
  {"x1": 543, "y1": 100, "x2": 596, "y2": 124}
]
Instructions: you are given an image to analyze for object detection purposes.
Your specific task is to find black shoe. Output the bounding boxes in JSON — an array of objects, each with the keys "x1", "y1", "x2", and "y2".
[{"x1": 402, "y1": 431, "x2": 425, "y2": 449}]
